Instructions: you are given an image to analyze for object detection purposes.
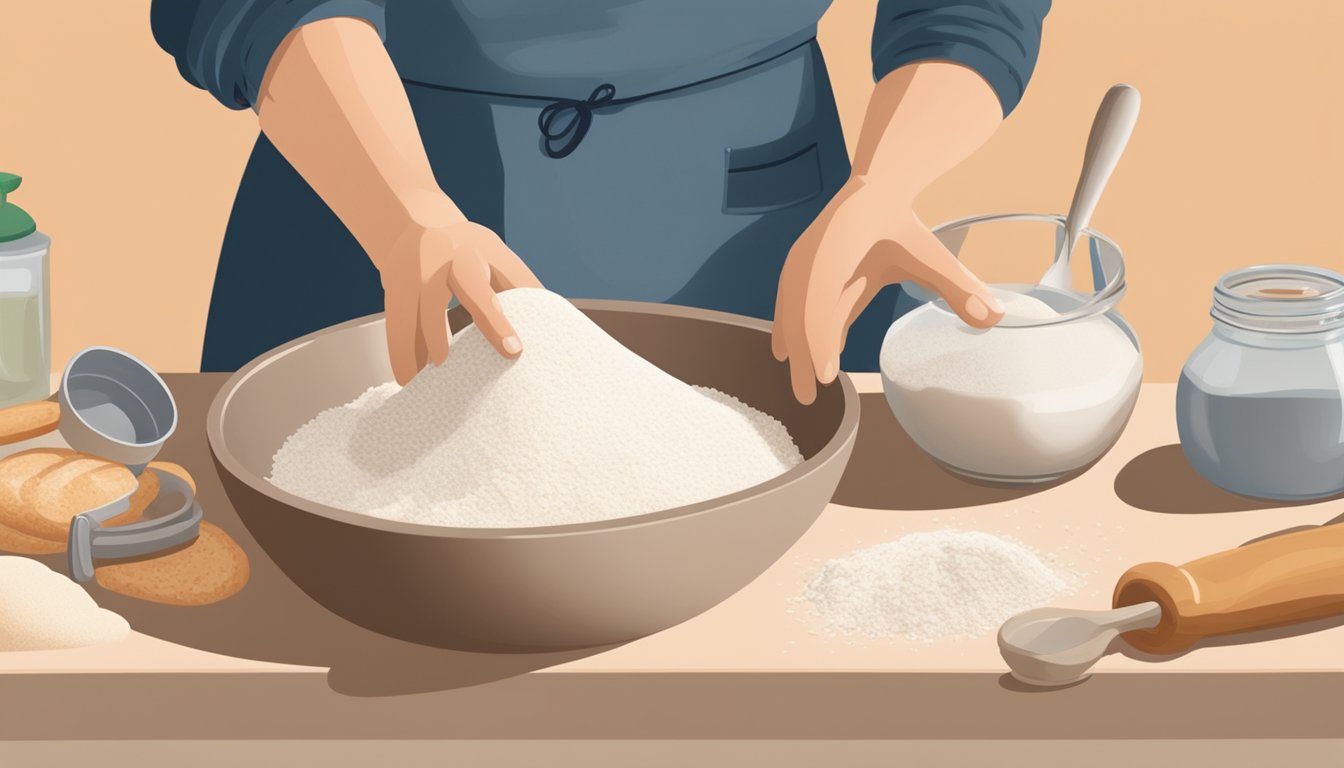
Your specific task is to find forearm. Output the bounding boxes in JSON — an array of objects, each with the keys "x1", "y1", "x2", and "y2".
[
  {"x1": 849, "y1": 61, "x2": 1002, "y2": 206},
  {"x1": 255, "y1": 17, "x2": 460, "y2": 263}
]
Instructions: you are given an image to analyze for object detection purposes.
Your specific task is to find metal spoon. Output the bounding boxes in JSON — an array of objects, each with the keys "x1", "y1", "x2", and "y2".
[
  {"x1": 1040, "y1": 84, "x2": 1141, "y2": 290},
  {"x1": 997, "y1": 601, "x2": 1161, "y2": 687}
]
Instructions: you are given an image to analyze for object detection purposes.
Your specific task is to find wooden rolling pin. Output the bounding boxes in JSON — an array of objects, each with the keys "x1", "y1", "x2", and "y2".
[{"x1": 1113, "y1": 522, "x2": 1344, "y2": 654}]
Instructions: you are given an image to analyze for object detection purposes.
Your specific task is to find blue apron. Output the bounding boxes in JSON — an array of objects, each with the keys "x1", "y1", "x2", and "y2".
[{"x1": 202, "y1": 40, "x2": 903, "y2": 372}]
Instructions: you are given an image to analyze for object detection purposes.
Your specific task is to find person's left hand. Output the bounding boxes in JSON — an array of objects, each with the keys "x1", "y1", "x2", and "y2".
[{"x1": 772, "y1": 176, "x2": 1005, "y2": 404}]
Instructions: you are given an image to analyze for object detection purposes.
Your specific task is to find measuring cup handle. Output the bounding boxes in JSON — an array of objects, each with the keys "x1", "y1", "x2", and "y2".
[
  {"x1": 68, "y1": 515, "x2": 97, "y2": 583},
  {"x1": 66, "y1": 468, "x2": 198, "y2": 583},
  {"x1": 66, "y1": 494, "x2": 133, "y2": 583}
]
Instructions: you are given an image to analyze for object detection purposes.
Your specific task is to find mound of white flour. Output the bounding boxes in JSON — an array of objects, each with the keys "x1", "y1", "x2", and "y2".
[
  {"x1": 803, "y1": 530, "x2": 1076, "y2": 642},
  {"x1": 269, "y1": 289, "x2": 803, "y2": 528},
  {"x1": 0, "y1": 557, "x2": 129, "y2": 651}
]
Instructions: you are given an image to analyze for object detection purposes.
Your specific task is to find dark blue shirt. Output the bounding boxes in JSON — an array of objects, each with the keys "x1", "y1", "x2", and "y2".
[{"x1": 151, "y1": 1, "x2": 1050, "y2": 115}]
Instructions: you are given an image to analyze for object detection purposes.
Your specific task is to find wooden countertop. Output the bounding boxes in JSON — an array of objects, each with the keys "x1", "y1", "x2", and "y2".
[{"x1": 0, "y1": 373, "x2": 1340, "y2": 741}]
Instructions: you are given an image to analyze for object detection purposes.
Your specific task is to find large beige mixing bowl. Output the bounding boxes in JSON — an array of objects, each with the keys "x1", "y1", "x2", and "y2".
[{"x1": 207, "y1": 300, "x2": 858, "y2": 652}]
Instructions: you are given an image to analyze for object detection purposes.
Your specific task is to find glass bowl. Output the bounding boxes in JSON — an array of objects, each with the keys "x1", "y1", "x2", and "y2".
[{"x1": 880, "y1": 213, "x2": 1143, "y2": 485}]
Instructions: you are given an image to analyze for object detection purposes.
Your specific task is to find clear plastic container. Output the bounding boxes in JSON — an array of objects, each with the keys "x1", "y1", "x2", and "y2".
[
  {"x1": 0, "y1": 173, "x2": 50, "y2": 407},
  {"x1": 1176, "y1": 265, "x2": 1344, "y2": 501}
]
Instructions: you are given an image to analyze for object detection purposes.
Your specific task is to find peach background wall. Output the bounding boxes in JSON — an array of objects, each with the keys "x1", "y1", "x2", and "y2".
[{"x1": 1, "y1": 0, "x2": 1340, "y2": 378}]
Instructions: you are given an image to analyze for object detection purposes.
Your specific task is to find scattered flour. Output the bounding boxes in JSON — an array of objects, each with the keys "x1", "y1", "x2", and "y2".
[
  {"x1": 269, "y1": 288, "x2": 803, "y2": 528},
  {"x1": 880, "y1": 290, "x2": 1142, "y2": 480},
  {"x1": 803, "y1": 530, "x2": 1076, "y2": 642},
  {"x1": 0, "y1": 557, "x2": 129, "y2": 651}
]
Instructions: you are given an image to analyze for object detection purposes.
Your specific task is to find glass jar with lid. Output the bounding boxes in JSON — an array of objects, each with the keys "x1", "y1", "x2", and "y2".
[
  {"x1": 1176, "y1": 264, "x2": 1344, "y2": 501},
  {"x1": 0, "y1": 172, "x2": 51, "y2": 407}
]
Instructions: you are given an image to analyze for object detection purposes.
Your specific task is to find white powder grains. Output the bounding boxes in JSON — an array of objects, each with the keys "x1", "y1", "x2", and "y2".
[
  {"x1": 269, "y1": 288, "x2": 803, "y2": 528},
  {"x1": 880, "y1": 290, "x2": 1142, "y2": 480},
  {"x1": 803, "y1": 530, "x2": 1076, "y2": 642},
  {"x1": 0, "y1": 557, "x2": 129, "y2": 651}
]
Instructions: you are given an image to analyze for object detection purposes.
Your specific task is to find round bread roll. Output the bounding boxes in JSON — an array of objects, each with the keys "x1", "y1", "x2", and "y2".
[{"x1": 95, "y1": 521, "x2": 250, "y2": 606}]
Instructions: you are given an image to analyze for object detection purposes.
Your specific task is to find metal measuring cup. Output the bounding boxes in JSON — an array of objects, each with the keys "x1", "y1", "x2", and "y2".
[{"x1": 58, "y1": 347, "x2": 202, "y2": 582}]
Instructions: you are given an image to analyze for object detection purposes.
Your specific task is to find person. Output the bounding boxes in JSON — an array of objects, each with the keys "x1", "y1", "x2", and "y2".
[{"x1": 151, "y1": 0, "x2": 1049, "y2": 403}]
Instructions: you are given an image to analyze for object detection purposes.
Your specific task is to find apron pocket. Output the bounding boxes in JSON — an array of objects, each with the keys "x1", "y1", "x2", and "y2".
[{"x1": 723, "y1": 135, "x2": 822, "y2": 215}]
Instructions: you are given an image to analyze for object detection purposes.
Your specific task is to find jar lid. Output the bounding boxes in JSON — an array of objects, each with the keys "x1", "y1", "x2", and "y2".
[
  {"x1": 0, "y1": 173, "x2": 37, "y2": 243},
  {"x1": 1212, "y1": 264, "x2": 1344, "y2": 333}
]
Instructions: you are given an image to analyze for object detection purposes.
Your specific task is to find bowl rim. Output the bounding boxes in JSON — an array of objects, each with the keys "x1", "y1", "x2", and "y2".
[
  {"x1": 205, "y1": 298, "x2": 860, "y2": 540},
  {"x1": 922, "y1": 212, "x2": 1129, "y2": 328}
]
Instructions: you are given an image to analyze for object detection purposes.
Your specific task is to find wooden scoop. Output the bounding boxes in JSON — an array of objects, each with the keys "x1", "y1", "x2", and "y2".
[{"x1": 999, "y1": 522, "x2": 1344, "y2": 686}]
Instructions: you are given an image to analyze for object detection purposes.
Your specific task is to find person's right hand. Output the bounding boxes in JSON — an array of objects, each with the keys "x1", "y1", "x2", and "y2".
[{"x1": 376, "y1": 213, "x2": 542, "y2": 385}]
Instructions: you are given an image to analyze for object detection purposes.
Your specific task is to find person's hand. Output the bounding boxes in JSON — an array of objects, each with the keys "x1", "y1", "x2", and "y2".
[
  {"x1": 375, "y1": 207, "x2": 542, "y2": 385},
  {"x1": 772, "y1": 177, "x2": 1004, "y2": 404}
]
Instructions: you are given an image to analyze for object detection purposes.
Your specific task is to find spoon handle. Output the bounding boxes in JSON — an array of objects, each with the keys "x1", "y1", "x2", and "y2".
[
  {"x1": 1112, "y1": 521, "x2": 1344, "y2": 654},
  {"x1": 1061, "y1": 84, "x2": 1141, "y2": 257}
]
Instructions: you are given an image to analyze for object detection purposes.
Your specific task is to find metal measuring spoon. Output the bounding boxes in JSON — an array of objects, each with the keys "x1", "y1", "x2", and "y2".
[
  {"x1": 1040, "y1": 84, "x2": 1141, "y2": 291},
  {"x1": 997, "y1": 601, "x2": 1161, "y2": 687}
]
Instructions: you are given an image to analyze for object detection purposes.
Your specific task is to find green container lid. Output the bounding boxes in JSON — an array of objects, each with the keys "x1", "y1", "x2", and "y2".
[{"x1": 0, "y1": 172, "x2": 38, "y2": 243}]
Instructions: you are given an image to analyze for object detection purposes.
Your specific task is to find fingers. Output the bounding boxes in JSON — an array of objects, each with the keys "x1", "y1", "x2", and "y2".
[
  {"x1": 384, "y1": 276, "x2": 423, "y2": 386},
  {"x1": 839, "y1": 275, "x2": 883, "y2": 353},
  {"x1": 418, "y1": 263, "x2": 454, "y2": 368},
  {"x1": 772, "y1": 216, "x2": 826, "y2": 365},
  {"x1": 788, "y1": 349, "x2": 818, "y2": 405},
  {"x1": 771, "y1": 253, "x2": 800, "y2": 363},
  {"x1": 799, "y1": 226, "x2": 861, "y2": 391},
  {"x1": 824, "y1": 275, "x2": 874, "y2": 374},
  {"x1": 901, "y1": 227, "x2": 1003, "y2": 329},
  {"x1": 777, "y1": 255, "x2": 818, "y2": 404},
  {"x1": 770, "y1": 314, "x2": 789, "y2": 362},
  {"x1": 491, "y1": 251, "x2": 543, "y2": 291},
  {"x1": 448, "y1": 256, "x2": 523, "y2": 358}
]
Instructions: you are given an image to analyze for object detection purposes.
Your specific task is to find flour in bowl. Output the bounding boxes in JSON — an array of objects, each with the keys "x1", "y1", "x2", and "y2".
[{"x1": 268, "y1": 289, "x2": 803, "y2": 528}]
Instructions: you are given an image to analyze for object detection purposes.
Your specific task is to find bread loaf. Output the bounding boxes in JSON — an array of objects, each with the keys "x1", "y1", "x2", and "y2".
[
  {"x1": 0, "y1": 448, "x2": 142, "y2": 542},
  {"x1": 95, "y1": 521, "x2": 250, "y2": 606},
  {"x1": 0, "y1": 401, "x2": 60, "y2": 447}
]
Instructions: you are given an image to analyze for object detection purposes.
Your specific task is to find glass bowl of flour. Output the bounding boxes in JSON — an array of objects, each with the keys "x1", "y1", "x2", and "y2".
[{"x1": 880, "y1": 213, "x2": 1142, "y2": 484}]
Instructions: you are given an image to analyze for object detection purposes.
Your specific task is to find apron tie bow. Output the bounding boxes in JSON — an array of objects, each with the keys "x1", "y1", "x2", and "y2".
[{"x1": 538, "y1": 83, "x2": 617, "y2": 159}]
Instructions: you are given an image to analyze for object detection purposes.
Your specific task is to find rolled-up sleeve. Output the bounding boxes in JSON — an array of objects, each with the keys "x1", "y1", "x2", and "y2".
[
  {"x1": 150, "y1": 0, "x2": 388, "y2": 110},
  {"x1": 871, "y1": 0, "x2": 1050, "y2": 116}
]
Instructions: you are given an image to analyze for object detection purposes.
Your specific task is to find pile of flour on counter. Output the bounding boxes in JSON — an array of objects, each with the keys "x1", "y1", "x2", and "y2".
[
  {"x1": 0, "y1": 557, "x2": 129, "y2": 651},
  {"x1": 269, "y1": 288, "x2": 803, "y2": 528},
  {"x1": 803, "y1": 530, "x2": 1076, "y2": 642}
]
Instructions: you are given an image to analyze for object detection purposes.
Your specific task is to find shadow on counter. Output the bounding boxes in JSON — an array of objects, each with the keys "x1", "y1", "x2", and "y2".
[
  {"x1": 44, "y1": 538, "x2": 619, "y2": 698},
  {"x1": 41, "y1": 375, "x2": 621, "y2": 699},
  {"x1": 831, "y1": 393, "x2": 1062, "y2": 510},
  {"x1": 1112, "y1": 443, "x2": 1342, "y2": 514}
]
